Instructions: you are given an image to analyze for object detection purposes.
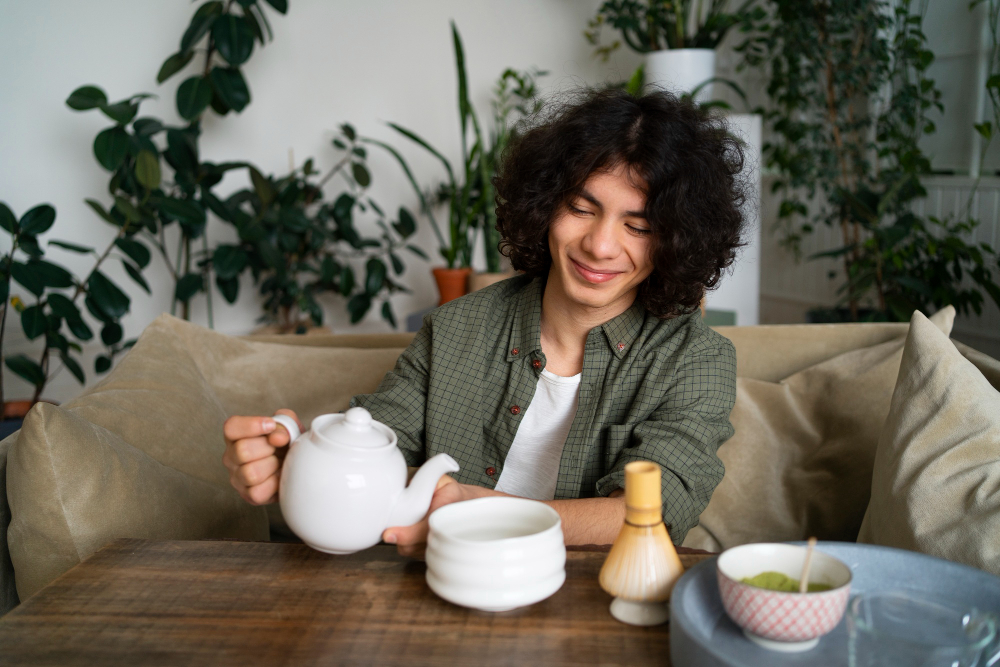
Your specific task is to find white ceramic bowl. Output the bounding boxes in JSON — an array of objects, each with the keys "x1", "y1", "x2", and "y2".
[
  {"x1": 716, "y1": 542, "x2": 852, "y2": 653},
  {"x1": 425, "y1": 497, "x2": 566, "y2": 612}
]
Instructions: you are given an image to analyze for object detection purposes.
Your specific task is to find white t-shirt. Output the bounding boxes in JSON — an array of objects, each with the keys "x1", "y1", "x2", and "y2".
[{"x1": 494, "y1": 368, "x2": 581, "y2": 500}]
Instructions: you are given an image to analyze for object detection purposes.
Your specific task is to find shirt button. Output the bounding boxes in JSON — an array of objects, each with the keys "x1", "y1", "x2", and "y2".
[
  {"x1": 510, "y1": 405, "x2": 521, "y2": 415},
  {"x1": 511, "y1": 348, "x2": 519, "y2": 356},
  {"x1": 532, "y1": 359, "x2": 542, "y2": 370},
  {"x1": 486, "y1": 466, "x2": 496, "y2": 476}
]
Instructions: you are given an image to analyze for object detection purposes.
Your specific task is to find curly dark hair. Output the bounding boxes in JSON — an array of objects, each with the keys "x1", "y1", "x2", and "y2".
[{"x1": 494, "y1": 88, "x2": 749, "y2": 319}]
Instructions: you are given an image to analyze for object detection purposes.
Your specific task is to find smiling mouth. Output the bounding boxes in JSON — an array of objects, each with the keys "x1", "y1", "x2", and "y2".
[{"x1": 570, "y1": 258, "x2": 623, "y2": 284}]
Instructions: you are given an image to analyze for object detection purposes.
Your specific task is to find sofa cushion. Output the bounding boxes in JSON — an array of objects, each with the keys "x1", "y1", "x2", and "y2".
[
  {"x1": 6, "y1": 314, "x2": 407, "y2": 601},
  {"x1": 0, "y1": 433, "x2": 18, "y2": 615},
  {"x1": 682, "y1": 307, "x2": 955, "y2": 552},
  {"x1": 857, "y1": 312, "x2": 1000, "y2": 575}
]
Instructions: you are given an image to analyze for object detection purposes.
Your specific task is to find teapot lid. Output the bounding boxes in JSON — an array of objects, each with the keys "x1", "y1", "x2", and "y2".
[{"x1": 314, "y1": 407, "x2": 392, "y2": 449}]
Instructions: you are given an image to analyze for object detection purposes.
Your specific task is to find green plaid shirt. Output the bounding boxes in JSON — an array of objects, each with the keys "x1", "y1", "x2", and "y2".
[{"x1": 352, "y1": 275, "x2": 737, "y2": 542}]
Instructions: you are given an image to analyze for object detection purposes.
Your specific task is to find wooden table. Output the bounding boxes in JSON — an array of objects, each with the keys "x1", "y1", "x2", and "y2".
[{"x1": 0, "y1": 539, "x2": 712, "y2": 666}]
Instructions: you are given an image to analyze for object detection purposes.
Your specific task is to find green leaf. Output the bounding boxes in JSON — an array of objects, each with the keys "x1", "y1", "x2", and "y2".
[
  {"x1": 122, "y1": 260, "x2": 151, "y2": 294},
  {"x1": 263, "y1": 0, "x2": 288, "y2": 13},
  {"x1": 115, "y1": 238, "x2": 151, "y2": 268},
  {"x1": 165, "y1": 128, "x2": 199, "y2": 176},
  {"x1": 212, "y1": 14, "x2": 255, "y2": 66},
  {"x1": 84, "y1": 199, "x2": 118, "y2": 226},
  {"x1": 347, "y1": 293, "x2": 371, "y2": 323},
  {"x1": 20, "y1": 304, "x2": 47, "y2": 339},
  {"x1": 155, "y1": 195, "x2": 206, "y2": 227},
  {"x1": 381, "y1": 301, "x2": 397, "y2": 328},
  {"x1": 46, "y1": 293, "x2": 79, "y2": 320},
  {"x1": 113, "y1": 196, "x2": 140, "y2": 223},
  {"x1": 95, "y1": 356, "x2": 112, "y2": 374},
  {"x1": 17, "y1": 236, "x2": 42, "y2": 258},
  {"x1": 209, "y1": 67, "x2": 251, "y2": 112},
  {"x1": 176, "y1": 76, "x2": 213, "y2": 120},
  {"x1": 389, "y1": 252, "x2": 404, "y2": 275},
  {"x1": 61, "y1": 352, "x2": 85, "y2": 384},
  {"x1": 66, "y1": 85, "x2": 108, "y2": 111},
  {"x1": 5, "y1": 354, "x2": 45, "y2": 387},
  {"x1": 135, "y1": 150, "x2": 162, "y2": 190},
  {"x1": 393, "y1": 207, "x2": 416, "y2": 238},
  {"x1": 19, "y1": 204, "x2": 56, "y2": 235},
  {"x1": 180, "y1": 1, "x2": 223, "y2": 52},
  {"x1": 406, "y1": 244, "x2": 429, "y2": 260},
  {"x1": 365, "y1": 258, "x2": 386, "y2": 295},
  {"x1": 0, "y1": 202, "x2": 16, "y2": 233},
  {"x1": 101, "y1": 322, "x2": 124, "y2": 346},
  {"x1": 249, "y1": 167, "x2": 275, "y2": 206},
  {"x1": 32, "y1": 259, "x2": 74, "y2": 289},
  {"x1": 341, "y1": 123, "x2": 356, "y2": 141},
  {"x1": 48, "y1": 239, "x2": 93, "y2": 254},
  {"x1": 241, "y1": 3, "x2": 265, "y2": 44},
  {"x1": 987, "y1": 74, "x2": 1000, "y2": 89},
  {"x1": 975, "y1": 122, "x2": 992, "y2": 140},
  {"x1": 216, "y1": 275, "x2": 239, "y2": 303},
  {"x1": 87, "y1": 271, "x2": 131, "y2": 319},
  {"x1": 212, "y1": 244, "x2": 248, "y2": 279},
  {"x1": 339, "y1": 265, "x2": 355, "y2": 296},
  {"x1": 93, "y1": 127, "x2": 130, "y2": 171},
  {"x1": 255, "y1": 240, "x2": 282, "y2": 269},
  {"x1": 132, "y1": 117, "x2": 165, "y2": 136},
  {"x1": 157, "y1": 50, "x2": 195, "y2": 84},
  {"x1": 99, "y1": 100, "x2": 139, "y2": 125},
  {"x1": 175, "y1": 273, "x2": 204, "y2": 302},
  {"x1": 351, "y1": 162, "x2": 371, "y2": 188},
  {"x1": 67, "y1": 316, "x2": 93, "y2": 341},
  {"x1": 10, "y1": 260, "x2": 44, "y2": 296}
]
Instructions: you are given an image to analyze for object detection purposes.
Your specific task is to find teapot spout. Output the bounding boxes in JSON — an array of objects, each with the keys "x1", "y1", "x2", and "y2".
[{"x1": 387, "y1": 453, "x2": 460, "y2": 527}]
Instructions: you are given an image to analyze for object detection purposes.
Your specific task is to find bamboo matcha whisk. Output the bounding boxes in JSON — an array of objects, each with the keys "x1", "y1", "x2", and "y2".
[{"x1": 599, "y1": 461, "x2": 684, "y2": 626}]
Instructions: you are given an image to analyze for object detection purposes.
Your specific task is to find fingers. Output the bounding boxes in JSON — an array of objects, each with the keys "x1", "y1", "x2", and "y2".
[
  {"x1": 223, "y1": 436, "x2": 274, "y2": 470},
  {"x1": 383, "y1": 520, "x2": 430, "y2": 560},
  {"x1": 234, "y1": 454, "x2": 280, "y2": 489},
  {"x1": 268, "y1": 409, "x2": 302, "y2": 447},
  {"x1": 223, "y1": 415, "x2": 276, "y2": 445},
  {"x1": 240, "y1": 473, "x2": 279, "y2": 506}
]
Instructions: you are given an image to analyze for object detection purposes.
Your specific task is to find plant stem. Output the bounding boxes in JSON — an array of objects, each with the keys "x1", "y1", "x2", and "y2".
[
  {"x1": 0, "y1": 233, "x2": 16, "y2": 411},
  {"x1": 202, "y1": 233, "x2": 214, "y2": 329}
]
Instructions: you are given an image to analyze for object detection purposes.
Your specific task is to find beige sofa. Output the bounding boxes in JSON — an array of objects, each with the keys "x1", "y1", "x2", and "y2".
[{"x1": 2, "y1": 310, "x2": 999, "y2": 615}]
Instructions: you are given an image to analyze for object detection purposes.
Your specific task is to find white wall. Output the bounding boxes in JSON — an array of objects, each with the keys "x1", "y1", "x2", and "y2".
[{"x1": 0, "y1": 0, "x2": 644, "y2": 404}]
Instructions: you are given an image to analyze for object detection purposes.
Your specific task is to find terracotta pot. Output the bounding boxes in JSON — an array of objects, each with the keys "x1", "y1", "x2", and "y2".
[
  {"x1": 3, "y1": 400, "x2": 32, "y2": 420},
  {"x1": 468, "y1": 271, "x2": 518, "y2": 293},
  {"x1": 432, "y1": 267, "x2": 472, "y2": 306}
]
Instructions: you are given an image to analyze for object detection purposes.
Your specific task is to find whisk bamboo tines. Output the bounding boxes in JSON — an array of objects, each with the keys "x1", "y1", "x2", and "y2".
[{"x1": 599, "y1": 461, "x2": 684, "y2": 626}]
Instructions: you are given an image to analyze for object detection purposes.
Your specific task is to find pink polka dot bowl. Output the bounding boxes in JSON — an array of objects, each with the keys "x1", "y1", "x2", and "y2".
[{"x1": 716, "y1": 542, "x2": 852, "y2": 653}]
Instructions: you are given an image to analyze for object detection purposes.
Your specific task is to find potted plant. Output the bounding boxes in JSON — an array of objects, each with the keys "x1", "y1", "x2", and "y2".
[
  {"x1": 468, "y1": 67, "x2": 546, "y2": 293},
  {"x1": 367, "y1": 23, "x2": 543, "y2": 305},
  {"x1": 741, "y1": 0, "x2": 1000, "y2": 322},
  {"x1": 585, "y1": 0, "x2": 760, "y2": 102},
  {"x1": 214, "y1": 123, "x2": 424, "y2": 332},
  {"x1": 1, "y1": 202, "x2": 139, "y2": 437}
]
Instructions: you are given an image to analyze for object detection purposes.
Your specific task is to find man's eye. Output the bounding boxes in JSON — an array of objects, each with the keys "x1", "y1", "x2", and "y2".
[
  {"x1": 627, "y1": 225, "x2": 652, "y2": 236},
  {"x1": 570, "y1": 205, "x2": 591, "y2": 215}
]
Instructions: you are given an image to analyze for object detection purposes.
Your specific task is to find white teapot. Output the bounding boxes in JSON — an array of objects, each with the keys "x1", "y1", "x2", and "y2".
[{"x1": 273, "y1": 407, "x2": 459, "y2": 554}]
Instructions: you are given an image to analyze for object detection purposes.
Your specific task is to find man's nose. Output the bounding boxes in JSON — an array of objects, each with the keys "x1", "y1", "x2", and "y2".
[{"x1": 581, "y1": 218, "x2": 620, "y2": 259}]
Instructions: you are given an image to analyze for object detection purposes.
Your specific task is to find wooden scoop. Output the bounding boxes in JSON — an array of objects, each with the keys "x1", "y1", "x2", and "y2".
[{"x1": 799, "y1": 537, "x2": 817, "y2": 593}]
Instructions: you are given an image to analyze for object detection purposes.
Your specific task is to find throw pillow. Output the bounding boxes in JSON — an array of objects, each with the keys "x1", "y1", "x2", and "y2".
[
  {"x1": 6, "y1": 314, "x2": 408, "y2": 600},
  {"x1": 857, "y1": 312, "x2": 1000, "y2": 575},
  {"x1": 682, "y1": 307, "x2": 955, "y2": 552}
]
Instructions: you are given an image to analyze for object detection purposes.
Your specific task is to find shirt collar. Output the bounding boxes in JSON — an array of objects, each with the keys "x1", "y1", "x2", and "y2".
[
  {"x1": 507, "y1": 276, "x2": 545, "y2": 361},
  {"x1": 507, "y1": 276, "x2": 647, "y2": 361}
]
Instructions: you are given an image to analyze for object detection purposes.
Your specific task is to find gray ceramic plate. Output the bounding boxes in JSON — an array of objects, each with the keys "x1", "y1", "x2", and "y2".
[{"x1": 670, "y1": 541, "x2": 1000, "y2": 667}]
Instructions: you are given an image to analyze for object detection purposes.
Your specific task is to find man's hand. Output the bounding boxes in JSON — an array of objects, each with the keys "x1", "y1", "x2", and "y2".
[
  {"x1": 222, "y1": 409, "x2": 302, "y2": 505},
  {"x1": 382, "y1": 476, "x2": 491, "y2": 558}
]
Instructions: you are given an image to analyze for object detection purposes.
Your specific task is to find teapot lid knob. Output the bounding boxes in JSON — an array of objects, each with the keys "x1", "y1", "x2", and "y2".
[{"x1": 344, "y1": 406, "x2": 372, "y2": 429}]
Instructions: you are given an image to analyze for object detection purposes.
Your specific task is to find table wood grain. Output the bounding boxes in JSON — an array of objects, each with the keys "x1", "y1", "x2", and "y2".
[{"x1": 0, "y1": 539, "x2": 712, "y2": 666}]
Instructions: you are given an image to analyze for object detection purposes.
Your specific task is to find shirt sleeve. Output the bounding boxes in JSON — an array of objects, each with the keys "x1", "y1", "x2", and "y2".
[
  {"x1": 350, "y1": 317, "x2": 433, "y2": 467},
  {"x1": 595, "y1": 337, "x2": 737, "y2": 544}
]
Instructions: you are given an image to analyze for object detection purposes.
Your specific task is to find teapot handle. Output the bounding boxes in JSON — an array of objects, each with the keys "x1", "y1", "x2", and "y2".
[{"x1": 272, "y1": 414, "x2": 301, "y2": 444}]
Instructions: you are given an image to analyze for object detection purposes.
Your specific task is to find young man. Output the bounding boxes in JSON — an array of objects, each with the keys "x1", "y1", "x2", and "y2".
[{"x1": 223, "y1": 88, "x2": 746, "y2": 556}]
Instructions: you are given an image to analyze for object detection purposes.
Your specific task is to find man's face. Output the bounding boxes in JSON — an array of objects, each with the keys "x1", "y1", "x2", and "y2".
[{"x1": 546, "y1": 164, "x2": 654, "y2": 316}]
